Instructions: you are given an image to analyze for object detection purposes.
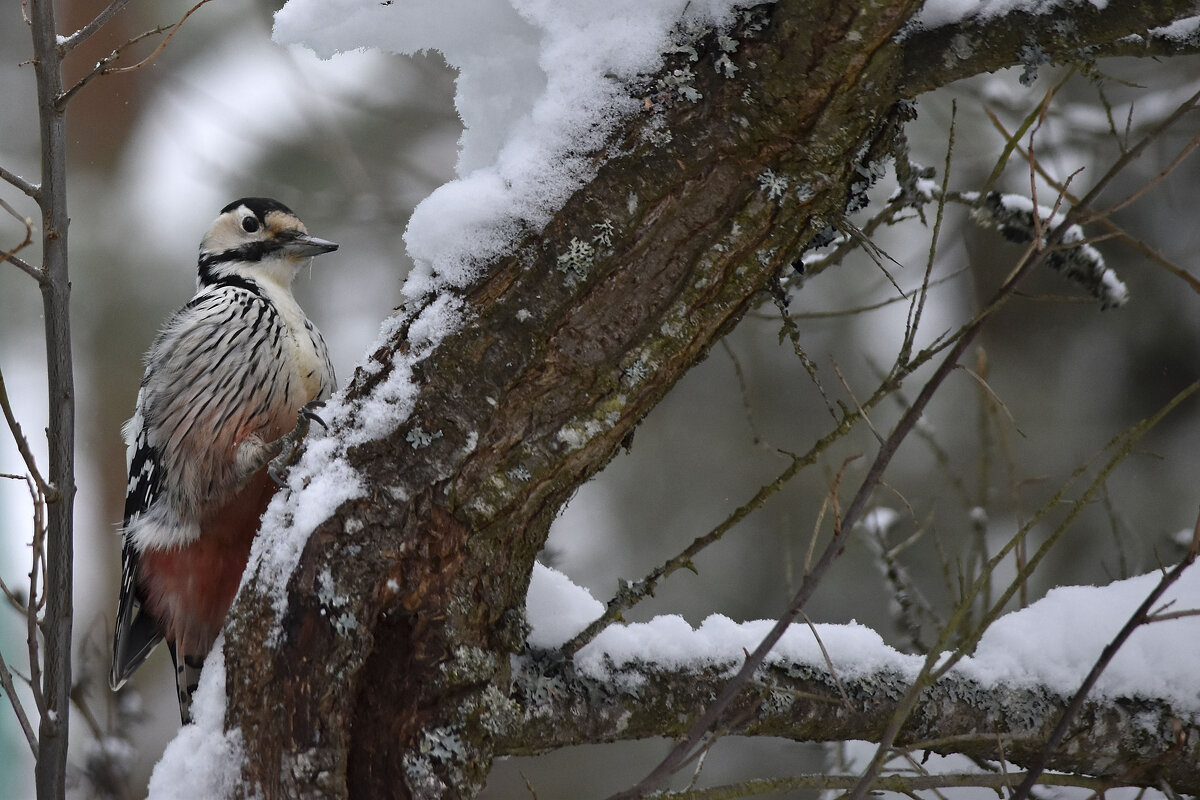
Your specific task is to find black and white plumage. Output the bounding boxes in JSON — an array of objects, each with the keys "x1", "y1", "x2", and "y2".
[{"x1": 110, "y1": 197, "x2": 338, "y2": 723}]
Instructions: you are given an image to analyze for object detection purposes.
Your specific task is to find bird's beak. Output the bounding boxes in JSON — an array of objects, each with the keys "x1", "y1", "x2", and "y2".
[{"x1": 281, "y1": 233, "x2": 339, "y2": 258}]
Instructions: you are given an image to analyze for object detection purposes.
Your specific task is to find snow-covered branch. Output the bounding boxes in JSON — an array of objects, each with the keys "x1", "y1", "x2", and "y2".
[
  {"x1": 506, "y1": 649, "x2": 1200, "y2": 793},
  {"x1": 900, "y1": 1, "x2": 1200, "y2": 97},
  {"x1": 501, "y1": 563, "x2": 1200, "y2": 794}
]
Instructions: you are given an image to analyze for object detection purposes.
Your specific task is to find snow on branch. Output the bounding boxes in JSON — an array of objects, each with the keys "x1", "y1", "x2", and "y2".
[
  {"x1": 968, "y1": 191, "x2": 1129, "y2": 309},
  {"x1": 509, "y1": 564, "x2": 1200, "y2": 791},
  {"x1": 899, "y1": 0, "x2": 1200, "y2": 96},
  {"x1": 507, "y1": 647, "x2": 1199, "y2": 791}
]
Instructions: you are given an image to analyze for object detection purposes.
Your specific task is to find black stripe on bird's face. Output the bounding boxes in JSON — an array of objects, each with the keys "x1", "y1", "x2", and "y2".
[{"x1": 198, "y1": 239, "x2": 287, "y2": 281}]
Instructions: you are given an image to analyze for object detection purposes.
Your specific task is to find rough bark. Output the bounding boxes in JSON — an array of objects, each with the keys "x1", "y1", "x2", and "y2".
[
  {"x1": 504, "y1": 650, "x2": 1200, "y2": 794},
  {"x1": 219, "y1": 1, "x2": 1200, "y2": 797}
]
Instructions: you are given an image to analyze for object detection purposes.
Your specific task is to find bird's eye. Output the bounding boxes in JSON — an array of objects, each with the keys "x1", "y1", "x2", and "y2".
[{"x1": 241, "y1": 217, "x2": 260, "y2": 233}]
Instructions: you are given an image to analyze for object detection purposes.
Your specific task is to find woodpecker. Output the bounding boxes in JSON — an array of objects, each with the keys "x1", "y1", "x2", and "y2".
[{"x1": 110, "y1": 197, "x2": 338, "y2": 723}]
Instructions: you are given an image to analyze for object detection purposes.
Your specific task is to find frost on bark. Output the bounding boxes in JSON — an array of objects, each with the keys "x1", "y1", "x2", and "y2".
[{"x1": 219, "y1": 1, "x2": 1200, "y2": 797}]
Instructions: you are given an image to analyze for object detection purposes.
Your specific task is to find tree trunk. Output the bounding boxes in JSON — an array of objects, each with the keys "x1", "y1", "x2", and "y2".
[{"x1": 220, "y1": 1, "x2": 1200, "y2": 797}]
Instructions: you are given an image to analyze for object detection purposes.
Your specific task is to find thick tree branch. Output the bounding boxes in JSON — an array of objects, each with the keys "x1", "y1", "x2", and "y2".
[
  {"x1": 899, "y1": 1, "x2": 1200, "y2": 97},
  {"x1": 503, "y1": 650, "x2": 1200, "y2": 794},
  {"x1": 214, "y1": 2, "x2": 1200, "y2": 798}
]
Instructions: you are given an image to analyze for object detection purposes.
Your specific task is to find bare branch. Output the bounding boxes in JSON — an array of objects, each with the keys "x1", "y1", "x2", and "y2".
[
  {"x1": 100, "y1": 0, "x2": 217, "y2": 77},
  {"x1": 899, "y1": 1, "x2": 1200, "y2": 97},
  {"x1": 0, "y1": 642, "x2": 37, "y2": 760},
  {"x1": 561, "y1": 449, "x2": 810, "y2": 656},
  {"x1": 0, "y1": 164, "x2": 39, "y2": 199},
  {"x1": 58, "y1": 0, "x2": 218, "y2": 106},
  {"x1": 0, "y1": 367, "x2": 55, "y2": 500},
  {"x1": 1084, "y1": 128, "x2": 1200, "y2": 223},
  {"x1": 983, "y1": 107, "x2": 1200, "y2": 296},
  {"x1": 56, "y1": 0, "x2": 131, "y2": 54},
  {"x1": 26, "y1": 471, "x2": 46, "y2": 720},
  {"x1": 28, "y1": 0, "x2": 77, "y2": 793},
  {"x1": 626, "y1": 86, "x2": 1200, "y2": 800},
  {"x1": 0, "y1": 473, "x2": 40, "y2": 760},
  {"x1": 0, "y1": 198, "x2": 43, "y2": 283}
]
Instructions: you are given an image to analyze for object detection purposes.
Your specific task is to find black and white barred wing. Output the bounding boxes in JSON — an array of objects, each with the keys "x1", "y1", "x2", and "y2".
[{"x1": 110, "y1": 389, "x2": 166, "y2": 689}]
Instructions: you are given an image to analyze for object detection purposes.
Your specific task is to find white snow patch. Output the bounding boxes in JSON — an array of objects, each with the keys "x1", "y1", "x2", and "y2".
[
  {"x1": 274, "y1": 0, "x2": 754, "y2": 301},
  {"x1": 579, "y1": 613, "x2": 916, "y2": 682},
  {"x1": 957, "y1": 567, "x2": 1200, "y2": 708},
  {"x1": 860, "y1": 506, "x2": 900, "y2": 536},
  {"x1": 526, "y1": 562, "x2": 605, "y2": 648},
  {"x1": 1152, "y1": 15, "x2": 1200, "y2": 41},
  {"x1": 526, "y1": 563, "x2": 920, "y2": 680},
  {"x1": 915, "y1": 0, "x2": 1109, "y2": 31},
  {"x1": 147, "y1": 642, "x2": 243, "y2": 800},
  {"x1": 251, "y1": 432, "x2": 367, "y2": 630},
  {"x1": 528, "y1": 563, "x2": 1200, "y2": 709}
]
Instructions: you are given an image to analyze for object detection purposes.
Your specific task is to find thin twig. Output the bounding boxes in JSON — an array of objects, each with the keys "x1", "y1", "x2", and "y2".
[
  {"x1": 1145, "y1": 607, "x2": 1200, "y2": 623},
  {"x1": 984, "y1": 107, "x2": 1200, "y2": 295},
  {"x1": 719, "y1": 339, "x2": 768, "y2": 447},
  {"x1": 562, "y1": 450, "x2": 810, "y2": 656},
  {"x1": 1008, "y1": 510, "x2": 1200, "y2": 800},
  {"x1": 103, "y1": 0, "x2": 216, "y2": 76},
  {"x1": 900, "y1": 101, "x2": 955, "y2": 366},
  {"x1": 0, "y1": 165, "x2": 39, "y2": 200},
  {"x1": 26, "y1": 471, "x2": 46, "y2": 719},
  {"x1": 0, "y1": 475, "x2": 38, "y2": 615},
  {"x1": 1084, "y1": 130, "x2": 1200, "y2": 223},
  {"x1": 610, "y1": 93, "x2": 1194, "y2": 793},
  {"x1": 608, "y1": 232, "x2": 1047, "y2": 800},
  {"x1": 0, "y1": 646, "x2": 37, "y2": 759},
  {"x1": 838, "y1": 90, "x2": 1200, "y2": 800},
  {"x1": 56, "y1": 0, "x2": 131, "y2": 54},
  {"x1": 0, "y1": 198, "x2": 43, "y2": 283},
  {"x1": 0, "y1": 367, "x2": 56, "y2": 500},
  {"x1": 752, "y1": 267, "x2": 967, "y2": 321},
  {"x1": 850, "y1": 379, "x2": 1200, "y2": 800},
  {"x1": 567, "y1": 293, "x2": 975, "y2": 659},
  {"x1": 800, "y1": 613, "x2": 853, "y2": 711},
  {"x1": 58, "y1": 0, "x2": 217, "y2": 106}
]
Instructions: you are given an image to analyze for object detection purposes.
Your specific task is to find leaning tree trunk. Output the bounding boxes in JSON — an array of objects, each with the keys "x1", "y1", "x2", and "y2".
[{"x1": 220, "y1": 1, "x2": 1200, "y2": 797}]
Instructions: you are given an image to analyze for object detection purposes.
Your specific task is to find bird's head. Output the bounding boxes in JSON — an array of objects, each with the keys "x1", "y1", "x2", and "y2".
[{"x1": 197, "y1": 197, "x2": 338, "y2": 289}]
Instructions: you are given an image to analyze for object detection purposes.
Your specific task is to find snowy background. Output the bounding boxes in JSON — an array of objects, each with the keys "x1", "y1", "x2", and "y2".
[{"x1": 1, "y1": 0, "x2": 1199, "y2": 797}]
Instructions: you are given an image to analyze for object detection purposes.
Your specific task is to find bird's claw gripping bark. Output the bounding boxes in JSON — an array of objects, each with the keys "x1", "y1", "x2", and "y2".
[{"x1": 268, "y1": 401, "x2": 328, "y2": 487}]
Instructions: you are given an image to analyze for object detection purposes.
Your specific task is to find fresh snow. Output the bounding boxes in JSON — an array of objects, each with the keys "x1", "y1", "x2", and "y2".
[
  {"x1": 526, "y1": 562, "x2": 1200, "y2": 710},
  {"x1": 960, "y1": 570, "x2": 1200, "y2": 709},
  {"x1": 274, "y1": 0, "x2": 753, "y2": 302},
  {"x1": 915, "y1": 0, "x2": 1109, "y2": 31},
  {"x1": 146, "y1": 641, "x2": 243, "y2": 799}
]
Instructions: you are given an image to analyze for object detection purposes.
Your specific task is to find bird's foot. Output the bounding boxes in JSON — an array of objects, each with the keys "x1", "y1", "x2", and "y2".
[{"x1": 268, "y1": 401, "x2": 328, "y2": 487}]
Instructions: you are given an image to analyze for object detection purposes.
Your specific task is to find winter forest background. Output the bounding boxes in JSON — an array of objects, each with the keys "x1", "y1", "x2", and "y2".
[{"x1": 2, "y1": 0, "x2": 1200, "y2": 798}]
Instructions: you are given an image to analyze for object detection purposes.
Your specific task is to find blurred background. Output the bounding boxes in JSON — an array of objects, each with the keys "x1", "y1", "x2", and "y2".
[{"x1": 1, "y1": 2, "x2": 1199, "y2": 797}]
